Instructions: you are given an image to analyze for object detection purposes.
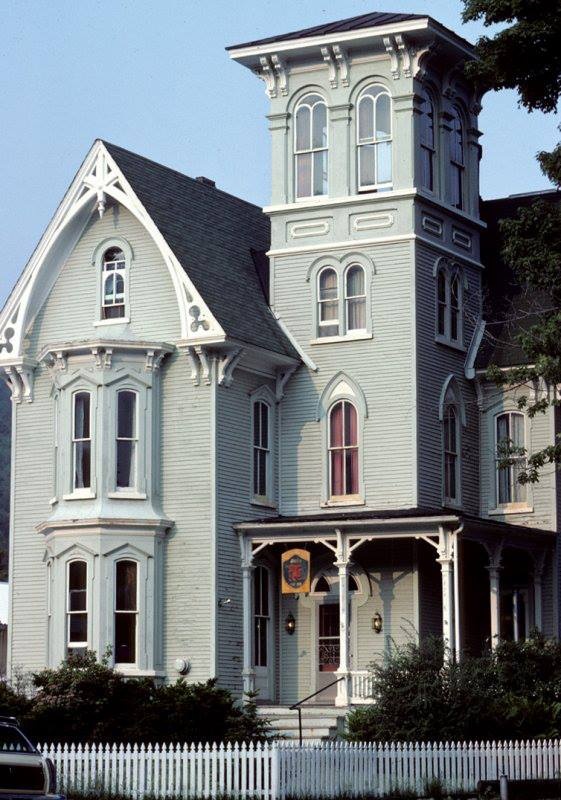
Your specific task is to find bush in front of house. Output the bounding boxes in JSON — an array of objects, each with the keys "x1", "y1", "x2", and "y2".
[
  {"x1": 346, "y1": 634, "x2": 561, "y2": 742},
  {"x1": 0, "y1": 651, "x2": 269, "y2": 744}
]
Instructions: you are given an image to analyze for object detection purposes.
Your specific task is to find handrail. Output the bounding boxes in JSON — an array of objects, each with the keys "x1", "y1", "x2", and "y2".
[{"x1": 289, "y1": 677, "x2": 345, "y2": 746}]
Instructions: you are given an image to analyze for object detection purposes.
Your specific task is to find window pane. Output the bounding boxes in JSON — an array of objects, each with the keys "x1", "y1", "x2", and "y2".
[
  {"x1": 511, "y1": 414, "x2": 524, "y2": 448},
  {"x1": 376, "y1": 93, "x2": 391, "y2": 139},
  {"x1": 344, "y1": 402, "x2": 358, "y2": 447},
  {"x1": 74, "y1": 393, "x2": 90, "y2": 439},
  {"x1": 117, "y1": 441, "x2": 135, "y2": 488},
  {"x1": 512, "y1": 461, "x2": 526, "y2": 503},
  {"x1": 312, "y1": 102, "x2": 327, "y2": 149},
  {"x1": 296, "y1": 153, "x2": 312, "y2": 198},
  {"x1": 74, "y1": 441, "x2": 91, "y2": 489},
  {"x1": 295, "y1": 105, "x2": 310, "y2": 151},
  {"x1": 69, "y1": 613, "x2": 88, "y2": 643},
  {"x1": 376, "y1": 141, "x2": 392, "y2": 184},
  {"x1": 260, "y1": 403, "x2": 269, "y2": 449},
  {"x1": 421, "y1": 147, "x2": 434, "y2": 191},
  {"x1": 359, "y1": 145, "x2": 376, "y2": 187},
  {"x1": 115, "y1": 613, "x2": 136, "y2": 664},
  {"x1": 330, "y1": 403, "x2": 344, "y2": 447},
  {"x1": 498, "y1": 467, "x2": 511, "y2": 505},
  {"x1": 345, "y1": 448, "x2": 359, "y2": 495},
  {"x1": 118, "y1": 391, "x2": 136, "y2": 439},
  {"x1": 346, "y1": 266, "x2": 364, "y2": 298},
  {"x1": 313, "y1": 150, "x2": 327, "y2": 196},
  {"x1": 104, "y1": 247, "x2": 125, "y2": 264},
  {"x1": 347, "y1": 298, "x2": 366, "y2": 330},
  {"x1": 319, "y1": 270, "x2": 337, "y2": 301},
  {"x1": 451, "y1": 165, "x2": 463, "y2": 209},
  {"x1": 116, "y1": 561, "x2": 137, "y2": 611},
  {"x1": 358, "y1": 96, "x2": 374, "y2": 142},
  {"x1": 330, "y1": 450, "x2": 344, "y2": 495},
  {"x1": 253, "y1": 404, "x2": 260, "y2": 447},
  {"x1": 257, "y1": 450, "x2": 267, "y2": 496},
  {"x1": 496, "y1": 415, "x2": 509, "y2": 448},
  {"x1": 320, "y1": 300, "x2": 338, "y2": 323},
  {"x1": 69, "y1": 562, "x2": 87, "y2": 611}
]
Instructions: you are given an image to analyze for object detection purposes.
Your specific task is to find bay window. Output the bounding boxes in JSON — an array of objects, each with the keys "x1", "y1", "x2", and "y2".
[
  {"x1": 67, "y1": 560, "x2": 88, "y2": 657},
  {"x1": 115, "y1": 560, "x2": 138, "y2": 665},
  {"x1": 72, "y1": 391, "x2": 92, "y2": 491},
  {"x1": 116, "y1": 390, "x2": 138, "y2": 490}
]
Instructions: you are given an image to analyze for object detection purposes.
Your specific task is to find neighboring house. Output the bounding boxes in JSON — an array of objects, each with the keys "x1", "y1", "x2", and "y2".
[{"x1": 0, "y1": 10, "x2": 559, "y2": 717}]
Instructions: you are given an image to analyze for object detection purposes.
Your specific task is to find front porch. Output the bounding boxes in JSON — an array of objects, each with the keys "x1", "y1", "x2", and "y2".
[{"x1": 236, "y1": 509, "x2": 555, "y2": 710}]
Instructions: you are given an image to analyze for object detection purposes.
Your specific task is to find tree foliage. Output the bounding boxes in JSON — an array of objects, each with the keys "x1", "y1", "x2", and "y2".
[
  {"x1": 0, "y1": 651, "x2": 269, "y2": 744},
  {"x1": 462, "y1": 0, "x2": 561, "y2": 484},
  {"x1": 346, "y1": 635, "x2": 561, "y2": 742}
]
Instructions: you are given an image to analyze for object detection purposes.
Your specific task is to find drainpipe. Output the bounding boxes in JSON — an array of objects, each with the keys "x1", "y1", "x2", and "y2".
[{"x1": 452, "y1": 522, "x2": 464, "y2": 662}]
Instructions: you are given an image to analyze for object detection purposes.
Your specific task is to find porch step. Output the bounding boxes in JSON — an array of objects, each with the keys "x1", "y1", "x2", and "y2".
[{"x1": 257, "y1": 705, "x2": 346, "y2": 741}]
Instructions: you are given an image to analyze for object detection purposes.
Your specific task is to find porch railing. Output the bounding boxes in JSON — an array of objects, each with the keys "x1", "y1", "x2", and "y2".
[{"x1": 349, "y1": 670, "x2": 375, "y2": 704}]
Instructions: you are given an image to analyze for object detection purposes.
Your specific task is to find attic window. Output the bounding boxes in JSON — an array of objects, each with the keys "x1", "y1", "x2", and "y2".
[{"x1": 101, "y1": 248, "x2": 126, "y2": 319}]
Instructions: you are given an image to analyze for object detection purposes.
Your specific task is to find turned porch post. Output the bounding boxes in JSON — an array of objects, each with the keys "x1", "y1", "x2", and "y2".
[
  {"x1": 335, "y1": 529, "x2": 350, "y2": 707},
  {"x1": 437, "y1": 528, "x2": 455, "y2": 658},
  {"x1": 487, "y1": 565, "x2": 501, "y2": 647},
  {"x1": 533, "y1": 551, "x2": 546, "y2": 632},
  {"x1": 241, "y1": 538, "x2": 255, "y2": 698}
]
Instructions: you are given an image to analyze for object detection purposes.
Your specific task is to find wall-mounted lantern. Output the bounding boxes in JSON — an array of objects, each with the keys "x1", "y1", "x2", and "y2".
[
  {"x1": 285, "y1": 612, "x2": 296, "y2": 635},
  {"x1": 372, "y1": 613, "x2": 383, "y2": 634}
]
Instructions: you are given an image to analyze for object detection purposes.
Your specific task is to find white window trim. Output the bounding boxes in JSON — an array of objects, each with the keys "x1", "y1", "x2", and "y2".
[
  {"x1": 493, "y1": 410, "x2": 529, "y2": 511},
  {"x1": 294, "y1": 93, "x2": 329, "y2": 201},
  {"x1": 356, "y1": 84, "x2": 393, "y2": 193},
  {"x1": 69, "y1": 389, "x2": 94, "y2": 498},
  {"x1": 309, "y1": 256, "x2": 374, "y2": 343},
  {"x1": 250, "y1": 387, "x2": 277, "y2": 508},
  {"x1": 66, "y1": 559, "x2": 89, "y2": 655},
  {"x1": 108, "y1": 378, "x2": 149, "y2": 498},
  {"x1": 114, "y1": 558, "x2": 139, "y2": 668},
  {"x1": 92, "y1": 237, "x2": 133, "y2": 326},
  {"x1": 115, "y1": 388, "x2": 139, "y2": 494},
  {"x1": 419, "y1": 88, "x2": 437, "y2": 194},
  {"x1": 434, "y1": 260, "x2": 465, "y2": 349},
  {"x1": 327, "y1": 399, "x2": 361, "y2": 502}
]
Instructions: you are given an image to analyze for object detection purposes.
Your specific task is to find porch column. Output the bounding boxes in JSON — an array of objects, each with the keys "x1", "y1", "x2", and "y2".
[
  {"x1": 487, "y1": 566, "x2": 501, "y2": 648},
  {"x1": 241, "y1": 543, "x2": 255, "y2": 698},
  {"x1": 335, "y1": 530, "x2": 350, "y2": 707},
  {"x1": 437, "y1": 529, "x2": 455, "y2": 658}
]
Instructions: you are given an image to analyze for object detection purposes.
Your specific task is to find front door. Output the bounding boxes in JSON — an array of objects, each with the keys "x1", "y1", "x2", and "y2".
[{"x1": 316, "y1": 602, "x2": 340, "y2": 701}]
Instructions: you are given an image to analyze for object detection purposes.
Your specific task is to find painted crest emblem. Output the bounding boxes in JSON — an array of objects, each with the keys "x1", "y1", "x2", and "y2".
[{"x1": 281, "y1": 548, "x2": 311, "y2": 594}]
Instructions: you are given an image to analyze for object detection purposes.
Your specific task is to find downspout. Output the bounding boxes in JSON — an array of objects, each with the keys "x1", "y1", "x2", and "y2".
[{"x1": 452, "y1": 521, "x2": 464, "y2": 661}]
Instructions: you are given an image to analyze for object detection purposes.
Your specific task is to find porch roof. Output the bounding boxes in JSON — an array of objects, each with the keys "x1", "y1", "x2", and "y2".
[{"x1": 235, "y1": 507, "x2": 556, "y2": 546}]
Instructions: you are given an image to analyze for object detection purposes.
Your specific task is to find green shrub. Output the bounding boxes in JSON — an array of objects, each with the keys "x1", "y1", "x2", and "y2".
[
  {"x1": 346, "y1": 634, "x2": 561, "y2": 742},
  {"x1": 1, "y1": 651, "x2": 269, "y2": 744}
]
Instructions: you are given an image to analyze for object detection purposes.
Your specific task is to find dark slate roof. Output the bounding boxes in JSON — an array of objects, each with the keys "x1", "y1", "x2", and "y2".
[
  {"x1": 102, "y1": 142, "x2": 297, "y2": 360},
  {"x1": 476, "y1": 190, "x2": 561, "y2": 369},
  {"x1": 227, "y1": 12, "x2": 424, "y2": 49}
]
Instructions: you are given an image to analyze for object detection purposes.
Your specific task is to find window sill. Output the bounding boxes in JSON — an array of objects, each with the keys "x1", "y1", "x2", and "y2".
[
  {"x1": 435, "y1": 335, "x2": 466, "y2": 353},
  {"x1": 488, "y1": 504, "x2": 533, "y2": 516},
  {"x1": 108, "y1": 491, "x2": 148, "y2": 500},
  {"x1": 62, "y1": 490, "x2": 96, "y2": 501},
  {"x1": 251, "y1": 498, "x2": 277, "y2": 510},
  {"x1": 114, "y1": 665, "x2": 166, "y2": 678},
  {"x1": 93, "y1": 317, "x2": 130, "y2": 327},
  {"x1": 321, "y1": 496, "x2": 365, "y2": 508},
  {"x1": 310, "y1": 333, "x2": 372, "y2": 345}
]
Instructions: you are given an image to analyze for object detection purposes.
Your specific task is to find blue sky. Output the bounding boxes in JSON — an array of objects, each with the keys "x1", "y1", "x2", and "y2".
[{"x1": 1, "y1": 0, "x2": 558, "y2": 306}]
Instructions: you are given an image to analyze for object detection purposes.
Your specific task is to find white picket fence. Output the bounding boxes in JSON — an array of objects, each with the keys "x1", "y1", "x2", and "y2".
[{"x1": 39, "y1": 739, "x2": 561, "y2": 799}]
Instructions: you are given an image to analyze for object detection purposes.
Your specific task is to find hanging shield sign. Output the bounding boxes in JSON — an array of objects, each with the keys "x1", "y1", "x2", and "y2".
[{"x1": 281, "y1": 548, "x2": 311, "y2": 594}]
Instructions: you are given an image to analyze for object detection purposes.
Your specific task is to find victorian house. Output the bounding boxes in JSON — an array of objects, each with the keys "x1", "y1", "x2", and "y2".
[{"x1": 2, "y1": 11, "x2": 559, "y2": 736}]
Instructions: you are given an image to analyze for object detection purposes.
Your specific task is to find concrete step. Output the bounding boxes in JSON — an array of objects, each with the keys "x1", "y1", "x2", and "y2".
[{"x1": 256, "y1": 705, "x2": 346, "y2": 741}]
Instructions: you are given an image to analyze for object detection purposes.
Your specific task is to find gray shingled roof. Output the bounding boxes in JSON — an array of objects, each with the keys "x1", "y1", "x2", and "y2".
[
  {"x1": 103, "y1": 142, "x2": 297, "y2": 360},
  {"x1": 227, "y1": 11, "x2": 424, "y2": 49}
]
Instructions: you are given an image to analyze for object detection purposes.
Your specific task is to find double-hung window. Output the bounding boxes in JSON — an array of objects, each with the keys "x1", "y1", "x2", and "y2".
[
  {"x1": 317, "y1": 265, "x2": 367, "y2": 339},
  {"x1": 420, "y1": 90, "x2": 436, "y2": 192},
  {"x1": 328, "y1": 400, "x2": 359, "y2": 498},
  {"x1": 67, "y1": 560, "x2": 88, "y2": 657},
  {"x1": 72, "y1": 391, "x2": 92, "y2": 491},
  {"x1": 443, "y1": 404, "x2": 459, "y2": 503},
  {"x1": 115, "y1": 560, "x2": 138, "y2": 665},
  {"x1": 450, "y1": 107, "x2": 465, "y2": 210},
  {"x1": 252, "y1": 400, "x2": 270, "y2": 501},
  {"x1": 318, "y1": 268, "x2": 339, "y2": 337},
  {"x1": 294, "y1": 94, "x2": 328, "y2": 199},
  {"x1": 345, "y1": 266, "x2": 366, "y2": 331},
  {"x1": 357, "y1": 85, "x2": 392, "y2": 191},
  {"x1": 436, "y1": 266, "x2": 463, "y2": 346},
  {"x1": 496, "y1": 412, "x2": 527, "y2": 505},
  {"x1": 116, "y1": 390, "x2": 138, "y2": 490},
  {"x1": 101, "y1": 247, "x2": 127, "y2": 319}
]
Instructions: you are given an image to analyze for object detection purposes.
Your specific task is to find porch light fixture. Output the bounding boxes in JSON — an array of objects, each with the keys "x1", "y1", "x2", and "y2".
[
  {"x1": 285, "y1": 612, "x2": 296, "y2": 635},
  {"x1": 372, "y1": 613, "x2": 383, "y2": 634}
]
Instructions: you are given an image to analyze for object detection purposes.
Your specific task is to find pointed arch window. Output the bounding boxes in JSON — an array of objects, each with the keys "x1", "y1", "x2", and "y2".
[
  {"x1": 450, "y1": 107, "x2": 465, "y2": 210},
  {"x1": 328, "y1": 400, "x2": 359, "y2": 498},
  {"x1": 443, "y1": 403, "x2": 459, "y2": 504},
  {"x1": 294, "y1": 93, "x2": 328, "y2": 199},
  {"x1": 420, "y1": 90, "x2": 436, "y2": 192},
  {"x1": 345, "y1": 266, "x2": 366, "y2": 331},
  {"x1": 357, "y1": 85, "x2": 392, "y2": 191},
  {"x1": 496, "y1": 412, "x2": 527, "y2": 506},
  {"x1": 252, "y1": 400, "x2": 271, "y2": 501},
  {"x1": 436, "y1": 263, "x2": 463, "y2": 347},
  {"x1": 101, "y1": 247, "x2": 127, "y2": 319}
]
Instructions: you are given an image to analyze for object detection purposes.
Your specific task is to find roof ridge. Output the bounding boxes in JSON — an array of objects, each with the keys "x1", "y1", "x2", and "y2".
[{"x1": 100, "y1": 139, "x2": 263, "y2": 212}]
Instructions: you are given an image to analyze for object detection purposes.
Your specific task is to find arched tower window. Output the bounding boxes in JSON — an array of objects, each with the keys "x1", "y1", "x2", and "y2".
[
  {"x1": 101, "y1": 247, "x2": 127, "y2": 319},
  {"x1": 450, "y1": 106, "x2": 465, "y2": 210},
  {"x1": 357, "y1": 85, "x2": 392, "y2": 191},
  {"x1": 443, "y1": 403, "x2": 459, "y2": 504},
  {"x1": 294, "y1": 93, "x2": 328, "y2": 199},
  {"x1": 496, "y1": 412, "x2": 526, "y2": 505},
  {"x1": 318, "y1": 268, "x2": 339, "y2": 338},
  {"x1": 345, "y1": 265, "x2": 366, "y2": 331},
  {"x1": 328, "y1": 400, "x2": 359, "y2": 498},
  {"x1": 420, "y1": 90, "x2": 436, "y2": 192}
]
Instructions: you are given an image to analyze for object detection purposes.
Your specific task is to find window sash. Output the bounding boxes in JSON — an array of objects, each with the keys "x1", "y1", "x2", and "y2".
[
  {"x1": 357, "y1": 88, "x2": 392, "y2": 190},
  {"x1": 73, "y1": 392, "x2": 92, "y2": 491},
  {"x1": 252, "y1": 402, "x2": 270, "y2": 498},
  {"x1": 329, "y1": 401, "x2": 359, "y2": 497},
  {"x1": 436, "y1": 269, "x2": 462, "y2": 344},
  {"x1": 496, "y1": 413, "x2": 527, "y2": 505},
  {"x1": 443, "y1": 406, "x2": 459, "y2": 502},
  {"x1": 101, "y1": 250, "x2": 126, "y2": 319},
  {"x1": 67, "y1": 561, "x2": 88, "y2": 650},
  {"x1": 295, "y1": 97, "x2": 328, "y2": 198},
  {"x1": 116, "y1": 391, "x2": 138, "y2": 490},
  {"x1": 345, "y1": 267, "x2": 366, "y2": 331},
  {"x1": 115, "y1": 561, "x2": 138, "y2": 665}
]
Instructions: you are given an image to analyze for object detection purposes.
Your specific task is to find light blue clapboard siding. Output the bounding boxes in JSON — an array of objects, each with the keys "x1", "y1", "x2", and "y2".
[
  {"x1": 415, "y1": 241, "x2": 481, "y2": 513},
  {"x1": 276, "y1": 241, "x2": 416, "y2": 515}
]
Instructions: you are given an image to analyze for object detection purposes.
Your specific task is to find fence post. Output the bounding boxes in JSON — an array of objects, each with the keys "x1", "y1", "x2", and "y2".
[{"x1": 270, "y1": 742, "x2": 279, "y2": 800}]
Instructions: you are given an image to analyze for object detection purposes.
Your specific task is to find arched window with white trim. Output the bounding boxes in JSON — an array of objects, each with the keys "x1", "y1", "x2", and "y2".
[
  {"x1": 294, "y1": 93, "x2": 328, "y2": 199},
  {"x1": 67, "y1": 560, "x2": 88, "y2": 657},
  {"x1": 114, "y1": 559, "x2": 138, "y2": 665},
  {"x1": 318, "y1": 268, "x2": 339, "y2": 338},
  {"x1": 357, "y1": 85, "x2": 392, "y2": 191},
  {"x1": 116, "y1": 390, "x2": 138, "y2": 490},
  {"x1": 252, "y1": 400, "x2": 271, "y2": 501},
  {"x1": 345, "y1": 265, "x2": 366, "y2": 331},
  {"x1": 496, "y1": 412, "x2": 527, "y2": 506},
  {"x1": 101, "y1": 247, "x2": 127, "y2": 319},
  {"x1": 435, "y1": 263, "x2": 463, "y2": 346},
  {"x1": 420, "y1": 89, "x2": 436, "y2": 192},
  {"x1": 450, "y1": 106, "x2": 465, "y2": 210},
  {"x1": 328, "y1": 400, "x2": 359, "y2": 498}
]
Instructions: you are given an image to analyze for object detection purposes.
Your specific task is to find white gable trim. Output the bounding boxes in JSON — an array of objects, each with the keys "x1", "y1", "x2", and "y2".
[{"x1": 0, "y1": 140, "x2": 223, "y2": 370}]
